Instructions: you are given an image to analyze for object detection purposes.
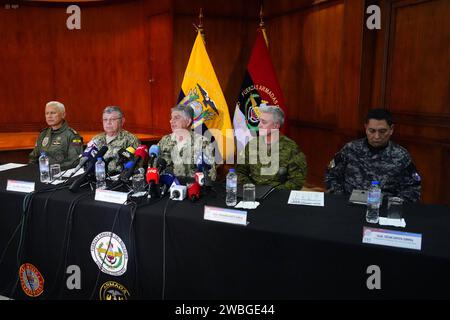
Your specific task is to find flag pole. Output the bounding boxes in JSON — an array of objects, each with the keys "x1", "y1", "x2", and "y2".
[{"x1": 259, "y1": 4, "x2": 269, "y2": 47}]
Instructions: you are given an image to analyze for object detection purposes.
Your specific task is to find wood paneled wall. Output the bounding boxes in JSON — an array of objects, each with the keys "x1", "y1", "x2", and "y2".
[
  {"x1": 0, "y1": 0, "x2": 173, "y2": 134},
  {"x1": 1, "y1": 0, "x2": 448, "y2": 204}
]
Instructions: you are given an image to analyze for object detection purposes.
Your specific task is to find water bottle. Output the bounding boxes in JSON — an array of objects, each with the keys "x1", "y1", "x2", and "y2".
[
  {"x1": 95, "y1": 157, "x2": 106, "y2": 190},
  {"x1": 366, "y1": 181, "x2": 381, "y2": 224},
  {"x1": 226, "y1": 168, "x2": 238, "y2": 207},
  {"x1": 38, "y1": 152, "x2": 50, "y2": 183}
]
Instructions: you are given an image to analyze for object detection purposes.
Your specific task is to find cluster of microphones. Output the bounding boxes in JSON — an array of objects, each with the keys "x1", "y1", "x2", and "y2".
[{"x1": 67, "y1": 143, "x2": 212, "y2": 202}]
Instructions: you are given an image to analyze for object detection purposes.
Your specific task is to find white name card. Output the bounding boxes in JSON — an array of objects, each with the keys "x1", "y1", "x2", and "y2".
[
  {"x1": 288, "y1": 190, "x2": 324, "y2": 206},
  {"x1": 95, "y1": 189, "x2": 128, "y2": 205},
  {"x1": 6, "y1": 180, "x2": 35, "y2": 193},
  {"x1": 362, "y1": 227, "x2": 422, "y2": 251},
  {"x1": 0, "y1": 163, "x2": 27, "y2": 172},
  {"x1": 204, "y1": 205, "x2": 248, "y2": 226}
]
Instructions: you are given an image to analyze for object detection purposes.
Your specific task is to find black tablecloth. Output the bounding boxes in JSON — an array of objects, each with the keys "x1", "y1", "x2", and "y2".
[{"x1": 1, "y1": 165, "x2": 449, "y2": 299}]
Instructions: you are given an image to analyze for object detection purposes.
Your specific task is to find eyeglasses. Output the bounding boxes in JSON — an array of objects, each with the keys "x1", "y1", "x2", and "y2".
[{"x1": 102, "y1": 117, "x2": 122, "y2": 123}]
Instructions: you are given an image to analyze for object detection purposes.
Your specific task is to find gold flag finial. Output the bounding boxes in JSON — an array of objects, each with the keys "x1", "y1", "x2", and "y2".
[
  {"x1": 259, "y1": 4, "x2": 269, "y2": 47},
  {"x1": 259, "y1": 4, "x2": 265, "y2": 29},
  {"x1": 193, "y1": 8, "x2": 206, "y2": 43}
]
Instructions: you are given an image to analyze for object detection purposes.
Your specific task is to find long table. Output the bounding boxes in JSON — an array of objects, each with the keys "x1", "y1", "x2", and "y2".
[{"x1": 1, "y1": 165, "x2": 449, "y2": 299}]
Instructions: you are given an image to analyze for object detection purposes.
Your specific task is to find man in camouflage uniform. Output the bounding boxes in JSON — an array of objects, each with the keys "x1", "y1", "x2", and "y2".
[
  {"x1": 325, "y1": 108, "x2": 421, "y2": 203},
  {"x1": 236, "y1": 105, "x2": 307, "y2": 190},
  {"x1": 157, "y1": 104, "x2": 217, "y2": 181},
  {"x1": 89, "y1": 106, "x2": 140, "y2": 175},
  {"x1": 29, "y1": 101, "x2": 83, "y2": 170}
]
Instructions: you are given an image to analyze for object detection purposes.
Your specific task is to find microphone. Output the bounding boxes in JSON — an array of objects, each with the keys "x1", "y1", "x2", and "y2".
[
  {"x1": 146, "y1": 167, "x2": 160, "y2": 198},
  {"x1": 278, "y1": 167, "x2": 288, "y2": 184},
  {"x1": 260, "y1": 167, "x2": 288, "y2": 201},
  {"x1": 69, "y1": 145, "x2": 98, "y2": 178},
  {"x1": 148, "y1": 145, "x2": 160, "y2": 168},
  {"x1": 134, "y1": 145, "x2": 149, "y2": 166},
  {"x1": 187, "y1": 182, "x2": 201, "y2": 202},
  {"x1": 194, "y1": 172, "x2": 205, "y2": 186},
  {"x1": 160, "y1": 172, "x2": 178, "y2": 196},
  {"x1": 155, "y1": 157, "x2": 167, "y2": 172},
  {"x1": 116, "y1": 147, "x2": 135, "y2": 166},
  {"x1": 196, "y1": 153, "x2": 213, "y2": 187},
  {"x1": 146, "y1": 157, "x2": 167, "y2": 198},
  {"x1": 69, "y1": 146, "x2": 108, "y2": 192},
  {"x1": 119, "y1": 145, "x2": 148, "y2": 182}
]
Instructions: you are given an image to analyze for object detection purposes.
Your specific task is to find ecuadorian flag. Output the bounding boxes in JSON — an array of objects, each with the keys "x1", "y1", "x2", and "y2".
[{"x1": 178, "y1": 31, "x2": 234, "y2": 163}]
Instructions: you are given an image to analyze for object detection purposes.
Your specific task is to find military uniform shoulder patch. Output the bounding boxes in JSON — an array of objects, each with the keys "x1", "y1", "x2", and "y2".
[
  {"x1": 328, "y1": 159, "x2": 335, "y2": 169},
  {"x1": 42, "y1": 136, "x2": 49, "y2": 147},
  {"x1": 412, "y1": 172, "x2": 421, "y2": 182},
  {"x1": 70, "y1": 128, "x2": 79, "y2": 135}
]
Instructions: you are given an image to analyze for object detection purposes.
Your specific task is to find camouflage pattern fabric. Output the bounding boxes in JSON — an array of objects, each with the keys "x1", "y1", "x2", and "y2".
[
  {"x1": 157, "y1": 131, "x2": 217, "y2": 181},
  {"x1": 236, "y1": 135, "x2": 307, "y2": 190},
  {"x1": 325, "y1": 138, "x2": 421, "y2": 203},
  {"x1": 90, "y1": 130, "x2": 140, "y2": 175}
]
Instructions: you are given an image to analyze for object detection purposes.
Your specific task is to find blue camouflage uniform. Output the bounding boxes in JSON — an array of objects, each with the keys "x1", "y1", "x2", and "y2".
[{"x1": 325, "y1": 138, "x2": 421, "y2": 202}]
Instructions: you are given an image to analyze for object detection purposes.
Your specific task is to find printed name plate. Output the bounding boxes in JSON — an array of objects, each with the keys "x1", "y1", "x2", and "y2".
[
  {"x1": 204, "y1": 205, "x2": 248, "y2": 226},
  {"x1": 95, "y1": 189, "x2": 128, "y2": 205},
  {"x1": 362, "y1": 227, "x2": 422, "y2": 251},
  {"x1": 6, "y1": 180, "x2": 35, "y2": 193},
  {"x1": 288, "y1": 190, "x2": 324, "y2": 206}
]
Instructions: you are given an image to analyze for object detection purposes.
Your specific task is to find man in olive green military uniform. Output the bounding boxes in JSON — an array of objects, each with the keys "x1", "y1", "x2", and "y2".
[
  {"x1": 157, "y1": 104, "x2": 217, "y2": 181},
  {"x1": 236, "y1": 105, "x2": 307, "y2": 190},
  {"x1": 88, "y1": 106, "x2": 140, "y2": 175},
  {"x1": 29, "y1": 101, "x2": 83, "y2": 170}
]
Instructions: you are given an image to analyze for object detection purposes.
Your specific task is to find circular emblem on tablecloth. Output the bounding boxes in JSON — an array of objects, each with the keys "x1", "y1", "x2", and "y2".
[
  {"x1": 99, "y1": 281, "x2": 130, "y2": 300},
  {"x1": 19, "y1": 263, "x2": 44, "y2": 297},
  {"x1": 90, "y1": 232, "x2": 128, "y2": 276},
  {"x1": 42, "y1": 136, "x2": 49, "y2": 147}
]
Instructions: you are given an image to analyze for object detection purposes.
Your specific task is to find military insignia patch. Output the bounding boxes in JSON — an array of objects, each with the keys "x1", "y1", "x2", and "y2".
[
  {"x1": 52, "y1": 137, "x2": 61, "y2": 145},
  {"x1": 90, "y1": 232, "x2": 129, "y2": 276},
  {"x1": 328, "y1": 159, "x2": 335, "y2": 169},
  {"x1": 412, "y1": 172, "x2": 421, "y2": 182},
  {"x1": 71, "y1": 139, "x2": 82, "y2": 146},
  {"x1": 99, "y1": 281, "x2": 130, "y2": 300},
  {"x1": 42, "y1": 137, "x2": 49, "y2": 147},
  {"x1": 19, "y1": 263, "x2": 44, "y2": 297}
]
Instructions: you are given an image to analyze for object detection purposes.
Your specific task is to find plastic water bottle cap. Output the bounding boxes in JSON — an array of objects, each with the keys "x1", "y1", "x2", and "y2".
[
  {"x1": 229, "y1": 168, "x2": 235, "y2": 173},
  {"x1": 97, "y1": 157, "x2": 102, "y2": 161},
  {"x1": 41, "y1": 152, "x2": 46, "y2": 156},
  {"x1": 371, "y1": 181, "x2": 379, "y2": 185}
]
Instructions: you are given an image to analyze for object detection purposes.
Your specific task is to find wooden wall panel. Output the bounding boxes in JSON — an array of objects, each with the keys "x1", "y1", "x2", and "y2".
[
  {"x1": 268, "y1": 1, "x2": 345, "y2": 126},
  {"x1": 385, "y1": 0, "x2": 450, "y2": 117},
  {"x1": 371, "y1": 0, "x2": 450, "y2": 204},
  {"x1": 0, "y1": 0, "x2": 173, "y2": 134},
  {"x1": 149, "y1": 12, "x2": 174, "y2": 135}
]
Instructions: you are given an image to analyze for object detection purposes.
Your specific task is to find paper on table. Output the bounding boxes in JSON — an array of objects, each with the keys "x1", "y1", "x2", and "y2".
[
  {"x1": 50, "y1": 179, "x2": 67, "y2": 185},
  {"x1": 288, "y1": 191, "x2": 324, "y2": 206},
  {"x1": 235, "y1": 201, "x2": 260, "y2": 209},
  {"x1": 378, "y1": 217, "x2": 406, "y2": 228},
  {"x1": 61, "y1": 168, "x2": 85, "y2": 178},
  {"x1": 0, "y1": 163, "x2": 27, "y2": 172}
]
